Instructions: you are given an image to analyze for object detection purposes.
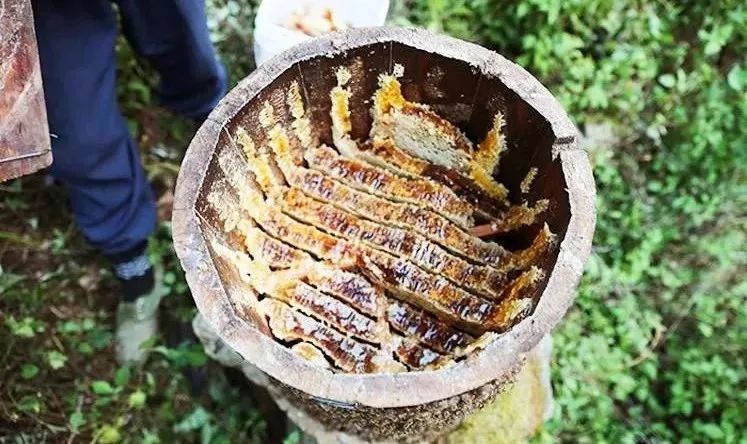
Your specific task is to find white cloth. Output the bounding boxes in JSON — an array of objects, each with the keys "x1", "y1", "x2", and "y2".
[{"x1": 253, "y1": 0, "x2": 390, "y2": 66}]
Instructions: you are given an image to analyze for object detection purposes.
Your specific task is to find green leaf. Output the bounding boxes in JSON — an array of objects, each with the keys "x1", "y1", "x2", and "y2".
[
  {"x1": 727, "y1": 65, "x2": 744, "y2": 91},
  {"x1": 174, "y1": 407, "x2": 211, "y2": 433},
  {"x1": 98, "y1": 425, "x2": 121, "y2": 444},
  {"x1": 698, "y1": 322, "x2": 714, "y2": 337},
  {"x1": 88, "y1": 328, "x2": 114, "y2": 350},
  {"x1": 200, "y1": 422, "x2": 216, "y2": 444},
  {"x1": 700, "y1": 24, "x2": 733, "y2": 56},
  {"x1": 92, "y1": 380, "x2": 114, "y2": 395},
  {"x1": 21, "y1": 364, "x2": 39, "y2": 379},
  {"x1": 47, "y1": 351, "x2": 67, "y2": 370},
  {"x1": 141, "y1": 431, "x2": 160, "y2": 444},
  {"x1": 69, "y1": 411, "x2": 86, "y2": 431},
  {"x1": 114, "y1": 366, "x2": 131, "y2": 387},
  {"x1": 587, "y1": 83, "x2": 608, "y2": 109},
  {"x1": 11, "y1": 324, "x2": 35, "y2": 338},
  {"x1": 128, "y1": 390, "x2": 147, "y2": 409},
  {"x1": 658, "y1": 74, "x2": 676, "y2": 88},
  {"x1": 283, "y1": 431, "x2": 301, "y2": 444},
  {"x1": 154, "y1": 344, "x2": 207, "y2": 368},
  {"x1": 5, "y1": 316, "x2": 41, "y2": 338},
  {"x1": 77, "y1": 342, "x2": 94, "y2": 355},
  {"x1": 18, "y1": 395, "x2": 42, "y2": 413},
  {"x1": 700, "y1": 423, "x2": 725, "y2": 440},
  {"x1": 60, "y1": 320, "x2": 82, "y2": 334},
  {"x1": 647, "y1": 10, "x2": 662, "y2": 37},
  {"x1": 186, "y1": 348, "x2": 208, "y2": 366},
  {"x1": 82, "y1": 317, "x2": 96, "y2": 331},
  {"x1": 164, "y1": 271, "x2": 176, "y2": 285}
]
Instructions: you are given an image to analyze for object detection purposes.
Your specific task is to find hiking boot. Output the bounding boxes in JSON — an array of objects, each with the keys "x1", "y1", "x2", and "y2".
[{"x1": 115, "y1": 266, "x2": 166, "y2": 364}]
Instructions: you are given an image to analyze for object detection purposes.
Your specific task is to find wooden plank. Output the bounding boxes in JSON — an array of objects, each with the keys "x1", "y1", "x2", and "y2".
[{"x1": 0, "y1": 0, "x2": 52, "y2": 182}]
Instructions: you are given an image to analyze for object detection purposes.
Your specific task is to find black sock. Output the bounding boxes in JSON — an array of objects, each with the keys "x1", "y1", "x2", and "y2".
[{"x1": 106, "y1": 241, "x2": 155, "y2": 303}]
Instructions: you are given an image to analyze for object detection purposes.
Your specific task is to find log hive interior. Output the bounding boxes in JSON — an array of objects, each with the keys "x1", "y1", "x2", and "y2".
[
  {"x1": 203, "y1": 62, "x2": 559, "y2": 374},
  {"x1": 173, "y1": 28, "x2": 594, "y2": 440}
]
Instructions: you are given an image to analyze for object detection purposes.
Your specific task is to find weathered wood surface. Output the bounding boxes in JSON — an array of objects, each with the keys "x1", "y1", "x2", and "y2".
[
  {"x1": 195, "y1": 313, "x2": 554, "y2": 444},
  {"x1": 173, "y1": 27, "x2": 595, "y2": 442},
  {"x1": 0, "y1": 0, "x2": 52, "y2": 182}
]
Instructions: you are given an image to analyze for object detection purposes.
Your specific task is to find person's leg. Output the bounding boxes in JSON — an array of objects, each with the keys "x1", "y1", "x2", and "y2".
[
  {"x1": 115, "y1": 0, "x2": 227, "y2": 121},
  {"x1": 32, "y1": 0, "x2": 160, "y2": 363},
  {"x1": 111, "y1": 0, "x2": 226, "y2": 384},
  {"x1": 32, "y1": 0, "x2": 156, "y2": 260}
]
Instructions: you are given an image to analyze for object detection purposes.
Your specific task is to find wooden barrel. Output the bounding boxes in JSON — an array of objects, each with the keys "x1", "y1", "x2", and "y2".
[
  {"x1": 173, "y1": 27, "x2": 595, "y2": 442},
  {"x1": 0, "y1": 0, "x2": 52, "y2": 182}
]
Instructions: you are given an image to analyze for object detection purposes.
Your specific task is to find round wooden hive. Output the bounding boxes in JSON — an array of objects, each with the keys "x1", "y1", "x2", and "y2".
[{"x1": 173, "y1": 27, "x2": 595, "y2": 442}]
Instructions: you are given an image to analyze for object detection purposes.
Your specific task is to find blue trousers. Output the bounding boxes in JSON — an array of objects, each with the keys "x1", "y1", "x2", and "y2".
[{"x1": 32, "y1": 0, "x2": 227, "y2": 257}]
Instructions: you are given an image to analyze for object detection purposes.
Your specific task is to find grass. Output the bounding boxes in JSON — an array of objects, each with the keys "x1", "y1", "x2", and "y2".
[{"x1": 2, "y1": 0, "x2": 745, "y2": 442}]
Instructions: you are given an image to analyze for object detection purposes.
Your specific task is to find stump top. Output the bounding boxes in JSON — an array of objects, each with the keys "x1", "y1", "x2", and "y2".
[{"x1": 173, "y1": 27, "x2": 595, "y2": 408}]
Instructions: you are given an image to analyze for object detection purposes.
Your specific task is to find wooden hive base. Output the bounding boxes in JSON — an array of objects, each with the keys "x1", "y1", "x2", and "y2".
[{"x1": 193, "y1": 313, "x2": 554, "y2": 443}]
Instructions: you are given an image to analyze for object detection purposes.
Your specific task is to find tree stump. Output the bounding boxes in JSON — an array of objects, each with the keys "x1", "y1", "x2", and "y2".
[
  {"x1": 0, "y1": 0, "x2": 52, "y2": 182},
  {"x1": 173, "y1": 27, "x2": 595, "y2": 443}
]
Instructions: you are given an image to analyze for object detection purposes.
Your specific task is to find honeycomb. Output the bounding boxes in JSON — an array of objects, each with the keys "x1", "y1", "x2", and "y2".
[{"x1": 205, "y1": 65, "x2": 556, "y2": 374}]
